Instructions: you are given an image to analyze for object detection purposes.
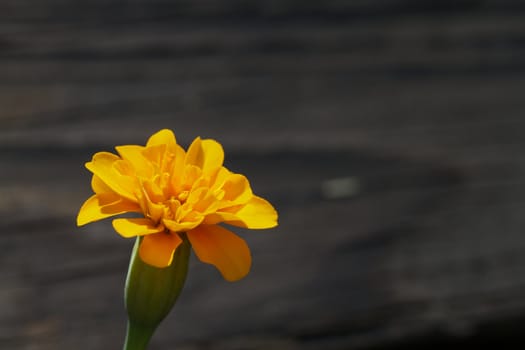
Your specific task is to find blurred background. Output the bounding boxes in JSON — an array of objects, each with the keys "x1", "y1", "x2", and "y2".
[{"x1": 2, "y1": 0, "x2": 525, "y2": 349}]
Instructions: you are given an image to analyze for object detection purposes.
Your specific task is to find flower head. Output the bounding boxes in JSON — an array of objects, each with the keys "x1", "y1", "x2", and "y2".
[{"x1": 77, "y1": 129, "x2": 278, "y2": 281}]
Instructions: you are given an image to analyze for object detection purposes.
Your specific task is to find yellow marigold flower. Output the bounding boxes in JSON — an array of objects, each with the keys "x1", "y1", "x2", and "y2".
[{"x1": 77, "y1": 129, "x2": 278, "y2": 281}]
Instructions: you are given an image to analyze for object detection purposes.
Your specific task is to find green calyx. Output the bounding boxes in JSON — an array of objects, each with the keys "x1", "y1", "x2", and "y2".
[{"x1": 123, "y1": 235, "x2": 191, "y2": 350}]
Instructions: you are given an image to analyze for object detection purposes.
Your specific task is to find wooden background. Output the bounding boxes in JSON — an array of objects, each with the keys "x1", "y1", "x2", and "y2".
[{"x1": 1, "y1": 1, "x2": 525, "y2": 349}]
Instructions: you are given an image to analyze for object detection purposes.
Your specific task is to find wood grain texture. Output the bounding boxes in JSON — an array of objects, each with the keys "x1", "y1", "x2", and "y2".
[{"x1": 1, "y1": 1, "x2": 525, "y2": 349}]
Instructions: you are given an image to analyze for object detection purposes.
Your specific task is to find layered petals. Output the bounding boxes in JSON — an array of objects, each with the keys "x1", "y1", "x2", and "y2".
[
  {"x1": 146, "y1": 129, "x2": 177, "y2": 152},
  {"x1": 188, "y1": 225, "x2": 251, "y2": 282},
  {"x1": 185, "y1": 137, "x2": 224, "y2": 174},
  {"x1": 225, "y1": 196, "x2": 278, "y2": 228},
  {"x1": 220, "y1": 174, "x2": 253, "y2": 205},
  {"x1": 139, "y1": 232, "x2": 183, "y2": 268},
  {"x1": 85, "y1": 152, "x2": 137, "y2": 202},
  {"x1": 204, "y1": 196, "x2": 278, "y2": 229},
  {"x1": 112, "y1": 218, "x2": 165, "y2": 238},
  {"x1": 115, "y1": 145, "x2": 152, "y2": 178},
  {"x1": 77, "y1": 194, "x2": 141, "y2": 226},
  {"x1": 91, "y1": 175, "x2": 114, "y2": 195},
  {"x1": 78, "y1": 129, "x2": 278, "y2": 281},
  {"x1": 163, "y1": 218, "x2": 202, "y2": 232}
]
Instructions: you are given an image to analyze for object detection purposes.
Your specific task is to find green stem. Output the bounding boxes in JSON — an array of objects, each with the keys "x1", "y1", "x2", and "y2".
[
  {"x1": 123, "y1": 235, "x2": 191, "y2": 350},
  {"x1": 123, "y1": 322, "x2": 155, "y2": 350}
]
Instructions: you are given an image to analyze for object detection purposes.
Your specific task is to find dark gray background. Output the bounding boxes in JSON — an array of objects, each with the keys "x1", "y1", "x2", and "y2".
[{"x1": 1, "y1": 1, "x2": 525, "y2": 349}]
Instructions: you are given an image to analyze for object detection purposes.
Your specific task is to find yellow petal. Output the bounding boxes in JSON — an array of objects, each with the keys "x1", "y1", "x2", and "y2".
[
  {"x1": 201, "y1": 139, "x2": 224, "y2": 173},
  {"x1": 141, "y1": 179, "x2": 164, "y2": 203},
  {"x1": 181, "y1": 165, "x2": 202, "y2": 191},
  {"x1": 115, "y1": 145, "x2": 153, "y2": 177},
  {"x1": 91, "y1": 175, "x2": 113, "y2": 195},
  {"x1": 77, "y1": 194, "x2": 141, "y2": 226},
  {"x1": 142, "y1": 144, "x2": 166, "y2": 168},
  {"x1": 134, "y1": 180, "x2": 164, "y2": 223},
  {"x1": 205, "y1": 196, "x2": 278, "y2": 229},
  {"x1": 187, "y1": 225, "x2": 251, "y2": 282},
  {"x1": 209, "y1": 166, "x2": 231, "y2": 190},
  {"x1": 202, "y1": 211, "x2": 235, "y2": 226},
  {"x1": 139, "y1": 232, "x2": 183, "y2": 268},
  {"x1": 185, "y1": 137, "x2": 224, "y2": 174},
  {"x1": 85, "y1": 152, "x2": 137, "y2": 202},
  {"x1": 162, "y1": 218, "x2": 202, "y2": 232},
  {"x1": 220, "y1": 174, "x2": 253, "y2": 205},
  {"x1": 186, "y1": 187, "x2": 221, "y2": 214},
  {"x1": 169, "y1": 143, "x2": 187, "y2": 191},
  {"x1": 112, "y1": 218, "x2": 164, "y2": 238},
  {"x1": 146, "y1": 129, "x2": 177, "y2": 152}
]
